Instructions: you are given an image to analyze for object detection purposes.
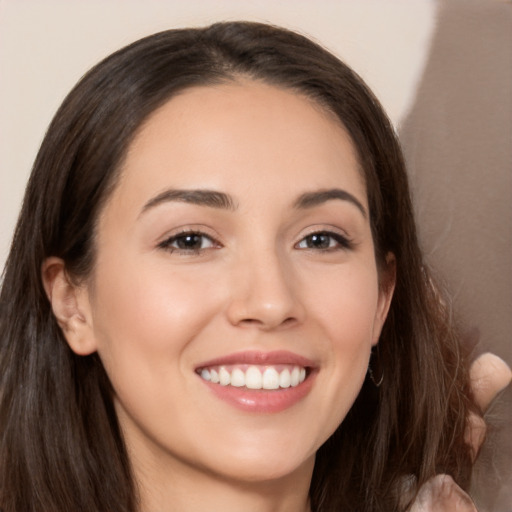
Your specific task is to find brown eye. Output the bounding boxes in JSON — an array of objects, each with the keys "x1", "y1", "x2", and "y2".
[
  {"x1": 159, "y1": 232, "x2": 217, "y2": 253},
  {"x1": 304, "y1": 233, "x2": 331, "y2": 249},
  {"x1": 174, "y1": 234, "x2": 205, "y2": 250},
  {"x1": 296, "y1": 231, "x2": 352, "y2": 250}
]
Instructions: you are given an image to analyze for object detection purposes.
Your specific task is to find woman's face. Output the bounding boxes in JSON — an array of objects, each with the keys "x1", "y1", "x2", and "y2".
[{"x1": 74, "y1": 81, "x2": 393, "y2": 485}]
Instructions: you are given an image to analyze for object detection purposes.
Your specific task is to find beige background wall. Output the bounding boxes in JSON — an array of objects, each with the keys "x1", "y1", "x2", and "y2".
[
  {"x1": 0, "y1": 1, "x2": 510, "y2": 510},
  {"x1": 0, "y1": 0, "x2": 436, "y2": 268}
]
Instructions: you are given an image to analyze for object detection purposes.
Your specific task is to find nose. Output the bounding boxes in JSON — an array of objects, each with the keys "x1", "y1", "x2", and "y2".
[{"x1": 225, "y1": 249, "x2": 305, "y2": 330}]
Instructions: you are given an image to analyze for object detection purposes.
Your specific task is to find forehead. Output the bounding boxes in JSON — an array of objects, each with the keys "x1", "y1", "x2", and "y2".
[{"x1": 113, "y1": 80, "x2": 367, "y2": 212}]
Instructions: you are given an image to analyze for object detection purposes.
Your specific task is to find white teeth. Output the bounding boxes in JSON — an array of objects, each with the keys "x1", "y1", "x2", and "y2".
[
  {"x1": 262, "y1": 367, "x2": 280, "y2": 389},
  {"x1": 219, "y1": 367, "x2": 231, "y2": 386},
  {"x1": 290, "y1": 367, "x2": 300, "y2": 387},
  {"x1": 246, "y1": 366, "x2": 263, "y2": 389},
  {"x1": 279, "y1": 368, "x2": 291, "y2": 388},
  {"x1": 230, "y1": 368, "x2": 245, "y2": 387},
  {"x1": 199, "y1": 364, "x2": 308, "y2": 389}
]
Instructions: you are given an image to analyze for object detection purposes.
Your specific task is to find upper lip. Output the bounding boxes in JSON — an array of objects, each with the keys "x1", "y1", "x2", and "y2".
[{"x1": 195, "y1": 350, "x2": 316, "y2": 369}]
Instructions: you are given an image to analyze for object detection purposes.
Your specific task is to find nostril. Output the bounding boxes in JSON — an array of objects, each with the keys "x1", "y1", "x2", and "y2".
[
  {"x1": 236, "y1": 316, "x2": 297, "y2": 329},
  {"x1": 225, "y1": 272, "x2": 304, "y2": 329},
  {"x1": 240, "y1": 318, "x2": 260, "y2": 325}
]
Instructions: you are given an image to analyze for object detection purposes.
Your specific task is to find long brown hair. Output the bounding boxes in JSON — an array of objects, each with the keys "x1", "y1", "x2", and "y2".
[{"x1": 0, "y1": 21, "x2": 473, "y2": 511}]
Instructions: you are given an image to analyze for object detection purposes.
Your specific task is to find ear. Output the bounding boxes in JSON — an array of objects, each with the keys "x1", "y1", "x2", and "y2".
[
  {"x1": 372, "y1": 252, "x2": 396, "y2": 346},
  {"x1": 41, "y1": 257, "x2": 97, "y2": 355}
]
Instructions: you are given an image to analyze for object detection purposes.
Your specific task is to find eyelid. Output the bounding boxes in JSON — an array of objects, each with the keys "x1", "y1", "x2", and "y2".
[
  {"x1": 156, "y1": 226, "x2": 223, "y2": 254},
  {"x1": 294, "y1": 226, "x2": 354, "y2": 250}
]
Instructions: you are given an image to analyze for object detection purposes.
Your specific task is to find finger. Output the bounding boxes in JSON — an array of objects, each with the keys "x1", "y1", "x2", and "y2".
[
  {"x1": 464, "y1": 411, "x2": 486, "y2": 461},
  {"x1": 470, "y1": 353, "x2": 512, "y2": 413},
  {"x1": 411, "y1": 475, "x2": 477, "y2": 512}
]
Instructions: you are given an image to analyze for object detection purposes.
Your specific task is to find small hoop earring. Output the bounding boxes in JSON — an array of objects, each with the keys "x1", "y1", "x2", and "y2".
[{"x1": 368, "y1": 353, "x2": 384, "y2": 387}]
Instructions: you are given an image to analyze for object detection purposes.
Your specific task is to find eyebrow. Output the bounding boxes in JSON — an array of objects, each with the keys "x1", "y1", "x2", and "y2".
[
  {"x1": 140, "y1": 187, "x2": 367, "y2": 218},
  {"x1": 141, "y1": 188, "x2": 237, "y2": 215},
  {"x1": 293, "y1": 189, "x2": 367, "y2": 218}
]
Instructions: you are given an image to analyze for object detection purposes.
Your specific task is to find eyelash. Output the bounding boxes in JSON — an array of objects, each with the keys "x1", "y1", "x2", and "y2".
[
  {"x1": 157, "y1": 231, "x2": 220, "y2": 254},
  {"x1": 295, "y1": 230, "x2": 353, "y2": 251},
  {"x1": 158, "y1": 229, "x2": 352, "y2": 255}
]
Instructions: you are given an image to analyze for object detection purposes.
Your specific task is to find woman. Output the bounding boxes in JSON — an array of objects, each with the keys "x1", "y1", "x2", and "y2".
[{"x1": 0, "y1": 21, "x2": 506, "y2": 512}]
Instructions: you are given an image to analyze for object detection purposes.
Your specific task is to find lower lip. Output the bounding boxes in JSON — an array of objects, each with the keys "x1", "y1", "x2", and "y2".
[{"x1": 200, "y1": 373, "x2": 316, "y2": 413}]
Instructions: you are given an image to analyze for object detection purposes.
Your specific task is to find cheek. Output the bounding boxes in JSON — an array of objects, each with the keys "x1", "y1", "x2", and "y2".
[
  {"x1": 89, "y1": 257, "x2": 225, "y2": 374},
  {"x1": 301, "y1": 262, "x2": 379, "y2": 423},
  {"x1": 305, "y1": 261, "x2": 380, "y2": 348},
  {"x1": 88, "y1": 258, "x2": 228, "y2": 445}
]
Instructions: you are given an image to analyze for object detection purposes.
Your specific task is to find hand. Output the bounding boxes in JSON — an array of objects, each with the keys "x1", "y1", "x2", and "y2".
[
  {"x1": 410, "y1": 353, "x2": 511, "y2": 511},
  {"x1": 465, "y1": 353, "x2": 512, "y2": 461}
]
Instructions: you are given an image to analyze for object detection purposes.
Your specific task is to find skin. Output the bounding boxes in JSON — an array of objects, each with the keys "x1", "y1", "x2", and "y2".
[{"x1": 44, "y1": 80, "x2": 396, "y2": 512}]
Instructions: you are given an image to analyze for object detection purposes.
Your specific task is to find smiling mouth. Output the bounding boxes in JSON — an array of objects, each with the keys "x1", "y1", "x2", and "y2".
[{"x1": 196, "y1": 364, "x2": 308, "y2": 390}]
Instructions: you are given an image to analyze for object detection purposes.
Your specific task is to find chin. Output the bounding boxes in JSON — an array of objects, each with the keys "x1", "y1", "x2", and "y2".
[
  {"x1": 195, "y1": 431, "x2": 318, "y2": 484},
  {"x1": 209, "y1": 452, "x2": 316, "y2": 485}
]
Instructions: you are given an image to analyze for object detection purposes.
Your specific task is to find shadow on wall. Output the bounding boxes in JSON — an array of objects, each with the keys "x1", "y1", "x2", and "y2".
[{"x1": 399, "y1": 0, "x2": 512, "y2": 510}]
